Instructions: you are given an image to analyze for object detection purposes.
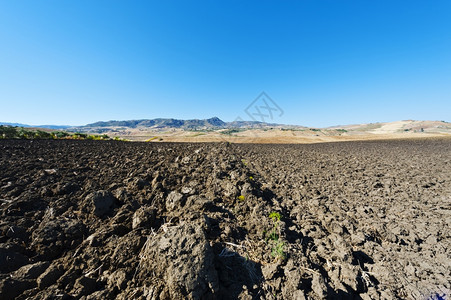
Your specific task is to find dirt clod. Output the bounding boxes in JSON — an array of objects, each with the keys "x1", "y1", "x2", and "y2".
[{"x1": 87, "y1": 190, "x2": 117, "y2": 217}]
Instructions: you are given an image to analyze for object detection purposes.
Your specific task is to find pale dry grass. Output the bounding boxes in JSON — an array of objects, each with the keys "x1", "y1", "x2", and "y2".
[
  {"x1": 142, "y1": 132, "x2": 451, "y2": 144},
  {"x1": 102, "y1": 121, "x2": 451, "y2": 144}
]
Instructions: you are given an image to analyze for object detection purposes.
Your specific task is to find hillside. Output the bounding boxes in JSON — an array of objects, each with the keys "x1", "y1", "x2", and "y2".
[
  {"x1": 2, "y1": 119, "x2": 450, "y2": 143},
  {"x1": 76, "y1": 117, "x2": 287, "y2": 131},
  {"x1": 70, "y1": 119, "x2": 451, "y2": 143},
  {"x1": 329, "y1": 120, "x2": 451, "y2": 134}
]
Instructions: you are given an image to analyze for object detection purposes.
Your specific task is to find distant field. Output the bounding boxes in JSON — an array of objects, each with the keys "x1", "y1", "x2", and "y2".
[
  {"x1": 114, "y1": 129, "x2": 451, "y2": 144},
  {"x1": 81, "y1": 120, "x2": 451, "y2": 143},
  {"x1": 4, "y1": 120, "x2": 449, "y2": 144}
]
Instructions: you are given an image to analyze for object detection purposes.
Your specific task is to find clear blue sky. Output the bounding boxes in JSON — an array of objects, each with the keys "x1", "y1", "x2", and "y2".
[{"x1": 1, "y1": 1, "x2": 450, "y2": 127}]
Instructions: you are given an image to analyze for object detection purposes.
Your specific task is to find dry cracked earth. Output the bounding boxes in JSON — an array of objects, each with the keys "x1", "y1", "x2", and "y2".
[{"x1": 0, "y1": 139, "x2": 450, "y2": 299}]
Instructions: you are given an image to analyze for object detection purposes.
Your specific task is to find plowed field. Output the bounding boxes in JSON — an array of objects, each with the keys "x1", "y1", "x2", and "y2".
[{"x1": 1, "y1": 139, "x2": 450, "y2": 299}]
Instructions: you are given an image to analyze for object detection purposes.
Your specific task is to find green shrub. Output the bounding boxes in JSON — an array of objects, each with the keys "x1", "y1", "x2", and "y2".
[
  {"x1": 34, "y1": 130, "x2": 52, "y2": 139},
  {"x1": 86, "y1": 134, "x2": 110, "y2": 140},
  {"x1": 0, "y1": 126, "x2": 109, "y2": 140},
  {"x1": 0, "y1": 126, "x2": 18, "y2": 139},
  {"x1": 221, "y1": 128, "x2": 246, "y2": 135},
  {"x1": 17, "y1": 128, "x2": 34, "y2": 139},
  {"x1": 52, "y1": 131, "x2": 70, "y2": 139},
  {"x1": 72, "y1": 132, "x2": 88, "y2": 139}
]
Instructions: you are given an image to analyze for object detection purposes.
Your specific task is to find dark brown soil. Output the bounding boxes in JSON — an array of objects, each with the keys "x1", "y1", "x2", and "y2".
[{"x1": 0, "y1": 139, "x2": 450, "y2": 299}]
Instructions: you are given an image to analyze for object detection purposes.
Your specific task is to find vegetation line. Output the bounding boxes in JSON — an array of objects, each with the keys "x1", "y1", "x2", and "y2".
[{"x1": 0, "y1": 126, "x2": 125, "y2": 141}]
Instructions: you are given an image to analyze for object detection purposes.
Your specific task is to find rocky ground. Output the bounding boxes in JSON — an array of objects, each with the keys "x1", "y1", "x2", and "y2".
[{"x1": 0, "y1": 139, "x2": 450, "y2": 299}]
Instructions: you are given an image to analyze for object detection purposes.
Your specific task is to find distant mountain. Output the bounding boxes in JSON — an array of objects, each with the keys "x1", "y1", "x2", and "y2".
[
  {"x1": 0, "y1": 122, "x2": 30, "y2": 127},
  {"x1": 83, "y1": 117, "x2": 225, "y2": 129},
  {"x1": 0, "y1": 122, "x2": 71, "y2": 130},
  {"x1": 2, "y1": 117, "x2": 292, "y2": 132},
  {"x1": 77, "y1": 117, "x2": 286, "y2": 130},
  {"x1": 3, "y1": 118, "x2": 449, "y2": 135},
  {"x1": 35, "y1": 125, "x2": 72, "y2": 130}
]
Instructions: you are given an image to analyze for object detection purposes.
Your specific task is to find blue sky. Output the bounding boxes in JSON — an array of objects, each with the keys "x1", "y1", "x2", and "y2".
[{"x1": 0, "y1": 1, "x2": 450, "y2": 127}]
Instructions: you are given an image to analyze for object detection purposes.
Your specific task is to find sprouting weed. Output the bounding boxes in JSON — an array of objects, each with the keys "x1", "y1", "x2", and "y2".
[
  {"x1": 268, "y1": 212, "x2": 281, "y2": 241},
  {"x1": 238, "y1": 195, "x2": 245, "y2": 201},
  {"x1": 268, "y1": 231, "x2": 279, "y2": 241},
  {"x1": 267, "y1": 212, "x2": 286, "y2": 260},
  {"x1": 269, "y1": 212, "x2": 281, "y2": 222},
  {"x1": 271, "y1": 240, "x2": 286, "y2": 260},
  {"x1": 249, "y1": 176, "x2": 254, "y2": 181}
]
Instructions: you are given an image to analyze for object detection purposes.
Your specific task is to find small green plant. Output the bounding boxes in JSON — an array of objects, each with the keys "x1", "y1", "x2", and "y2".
[
  {"x1": 267, "y1": 211, "x2": 286, "y2": 261},
  {"x1": 237, "y1": 195, "x2": 245, "y2": 201},
  {"x1": 271, "y1": 240, "x2": 286, "y2": 260},
  {"x1": 249, "y1": 176, "x2": 254, "y2": 181},
  {"x1": 268, "y1": 212, "x2": 281, "y2": 240},
  {"x1": 269, "y1": 212, "x2": 281, "y2": 222}
]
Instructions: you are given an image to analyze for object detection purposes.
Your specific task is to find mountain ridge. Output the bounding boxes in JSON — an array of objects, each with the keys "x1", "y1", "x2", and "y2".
[
  {"x1": 2, "y1": 118, "x2": 450, "y2": 133},
  {"x1": 76, "y1": 117, "x2": 288, "y2": 130},
  {"x1": 0, "y1": 122, "x2": 71, "y2": 130}
]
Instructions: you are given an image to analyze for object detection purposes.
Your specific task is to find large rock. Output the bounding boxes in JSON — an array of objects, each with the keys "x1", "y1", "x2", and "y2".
[
  {"x1": 137, "y1": 220, "x2": 219, "y2": 299},
  {"x1": 221, "y1": 180, "x2": 239, "y2": 198},
  {"x1": 72, "y1": 276, "x2": 97, "y2": 297},
  {"x1": 37, "y1": 264, "x2": 65, "y2": 289},
  {"x1": 311, "y1": 273, "x2": 328, "y2": 298},
  {"x1": 127, "y1": 177, "x2": 150, "y2": 190},
  {"x1": 0, "y1": 243, "x2": 29, "y2": 273},
  {"x1": 166, "y1": 191, "x2": 184, "y2": 212},
  {"x1": 12, "y1": 261, "x2": 50, "y2": 280},
  {"x1": 0, "y1": 278, "x2": 36, "y2": 299},
  {"x1": 262, "y1": 263, "x2": 279, "y2": 280},
  {"x1": 87, "y1": 190, "x2": 116, "y2": 217},
  {"x1": 107, "y1": 269, "x2": 128, "y2": 290},
  {"x1": 132, "y1": 207, "x2": 156, "y2": 229},
  {"x1": 54, "y1": 182, "x2": 80, "y2": 195},
  {"x1": 31, "y1": 218, "x2": 85, "y2": 259}
]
